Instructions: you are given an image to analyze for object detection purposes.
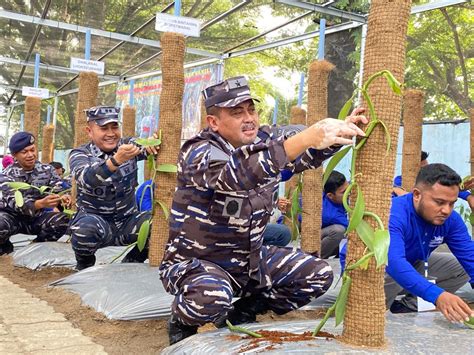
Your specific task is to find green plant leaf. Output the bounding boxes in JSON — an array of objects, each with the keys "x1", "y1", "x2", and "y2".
[
  {"x1": 377, "y1": 119, "x2": 391, "y2": 154},
  {"x1": 226, "y1": 320, "x2": 263, "y2": 338},
  {"x1": 382, "y1": 71, "x2": 402, "y2": 95},
  {"x1": 335, "y1": 275, "x2": 352, "y2": 326},
  {"x1": 14, "y1": 190, "x2": 24, "y2": 207},
  {"x1": 156, "y1": 164, "x2": 178, "y2": 173},
  {"x1": 337, "y1": 93, "x2": 355, "y2": 120},
  {"x1": 134, "y1": 138, "x2": 162, "y2": 147},
  {"x1": 156, "y1": 200, "x2": 170, "y2": 220},
  {"x1": 362, "y1": 91, "x2": 377, "y2": 123},
  {"x1": 464, "y1": 316, "x2": 474, "y2": 329},
  {"x1": 373, "y1": 229, "x2": 390, "y2": 267},
  {"x1": 346, "y1": 251, "x2": 374, "y2": 271},
  {"x1": 147, "y1": 154, "x2": 155, "y2": 172},
  {"x1": 62, "y1": 209, "x2": 75, "y2": 217},
  {"x1": 7, "y1": 182, "x2": 31, "y2": 190},
  {"x1": 137, "y1": 220, "x2": 150, "y2": 252},
  {"x1": 39, "y1": 185, "x2": 51, "y2": 194},
  {"x1": 323, "y1": 146, "x2": 352, "y2": 186},
  {"x1": 347, "y1": 184, "x2": 365, "y2": 233},
  {"x1": 355, "y1": 219, "x2": 375, "y2": 252}
]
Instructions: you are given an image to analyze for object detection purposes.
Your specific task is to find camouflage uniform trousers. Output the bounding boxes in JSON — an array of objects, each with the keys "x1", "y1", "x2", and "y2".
[
  {"x1": 70, "y1": 210, "x2": 151, "y2": 256},
  {"x1": 0, "y1": 210, "x2": 69, "y2": 243},
  {"x1": 169, "y1": 246, "x2": 334, "y2": 326}
]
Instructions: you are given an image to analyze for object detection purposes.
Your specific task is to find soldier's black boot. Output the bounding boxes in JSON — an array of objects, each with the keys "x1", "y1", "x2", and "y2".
[
  {"x1": 0, "y1": 240, "x2": 14, "y2": 256},
  {"x1": 122, "y1": 244, "x2": 148, "y2": 263},
  {"x1": 214, "y1": 295, "x2": 269, "y2": 328},
  {"x1": 75, "y1": 254, "x2": 96, "y2": 271},
  {"x1": 168, "y1": 315, "x2": 198, "y2": 345}
]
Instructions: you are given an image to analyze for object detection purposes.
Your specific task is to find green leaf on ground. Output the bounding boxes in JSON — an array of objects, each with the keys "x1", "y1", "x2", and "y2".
[{"x1": 464, "y1": 316, "x2": 474, "y2": 329}]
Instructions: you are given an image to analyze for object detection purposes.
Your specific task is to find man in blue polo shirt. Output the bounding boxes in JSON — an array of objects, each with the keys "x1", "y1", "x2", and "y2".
[
  {"x1": 321, "y1": 170, "x2": 348, "y2": 258},
  {"x1": 386, "y1": 163, "x2": 474, "y2": 323}
]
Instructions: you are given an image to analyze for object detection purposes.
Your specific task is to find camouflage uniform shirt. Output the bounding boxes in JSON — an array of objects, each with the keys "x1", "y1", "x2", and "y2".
[
  {"x1": 69, "y1": 139, "x2": 146, "y2": 219},
  {"x1": 160, "y1": 126, "x2": 336, "y2": 291},
  {"x1": 0, "y1": 161, "x2": 63, "y2": 217}
]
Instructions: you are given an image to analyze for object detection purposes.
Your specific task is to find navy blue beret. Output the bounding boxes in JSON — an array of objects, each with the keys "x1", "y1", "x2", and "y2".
[{"x1": 9, "y1": 131, "x2": 35, "y2": 154}]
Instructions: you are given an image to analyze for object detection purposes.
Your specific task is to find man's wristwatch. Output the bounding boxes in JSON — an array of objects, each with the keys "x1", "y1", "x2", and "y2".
[{"x1": 109, "y1": 156, "x2": 121, "y2": 167}]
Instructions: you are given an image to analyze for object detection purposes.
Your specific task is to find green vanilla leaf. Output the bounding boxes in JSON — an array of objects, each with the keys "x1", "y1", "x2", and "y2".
[
  {"x1": 362, "y1": 91, "x2": 377, "y2": 123},
  {"x1": 338, "y1": 95, "x2": 354, "y2": 120},
  {"x1": 156, "y1": 164, "x2": 178, "y2": 173},
  {"x1": 323, "y1": 146, "x2": 352, "y2": 186},
  {"x1": 335, "y1": 276, "x2": 352, "y2": 326},
  {"x1": 62, "y1": 209, "x2": 75, "y2": 217},
  {"x1": 226, "y1": 320, "x2": 262, "y2": 338},
  {"x1": 14, "y1": 190, "x2": 24, "y2": 207},
  {"x1": 137, "y1": 220, "x2": 150, "y2": 252},
  {"x1": 156, "y1": 200, "x2": 170, "y2": 220},
  {"x1": 383, "y1": 71, "x2": 402, "y2": 95},
  {"x1": 464, "y1": 316, "x2": 474, "y2": 329},
  {"x1": 347, "y1": 184, "x2": 365, "y2": 233},
  {"x1": 346, "y1": 251, "x2": 374, "y2": 271},
  {"x1": 39, "y1": 185, "x2": 51, "y2": 194},
  {"x1": 134, "y1": 138, "x2": 162, "y2": 147},
  {"x1": 373, "y1": 229, "x2": 390, "y2": 267},
  {"x1": 355, "y1": 219, "x2": 375, "y2": 252},
  {"x1": 377, "y1": 119, "x2": 391, "y2": 154},
  {"x1": 7, "y1": 182, "x2": 31, "y2": 190},
  {"x1": 147, "y1": 154, "x2": 155, "y2": 172}
]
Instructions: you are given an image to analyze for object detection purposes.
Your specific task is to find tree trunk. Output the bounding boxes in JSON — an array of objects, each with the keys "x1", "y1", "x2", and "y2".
[
  {"x1": 148, "y1": 32, "x2": 185, "y2": 266},
  {"x1": 301, "y1": 60, "x2": 334, "y2": 255},
  {"x1": 402, "y1": 89, "x2": 424, "y2": 192},
  {"x1": 342, "y1": 0, "x2": 412, "y2": 347}
]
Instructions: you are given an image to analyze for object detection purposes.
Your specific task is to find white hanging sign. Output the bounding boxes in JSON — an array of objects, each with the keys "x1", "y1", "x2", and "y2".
[
  {"x1": 22, "y1": 86, "x2": 49, "y2": 99},
  {"x1": 70, "y1": 57, "x2": 105, "y2": 75},
  {"x1": 155, "y1": 13, "x2": 201, "y2": 37}
]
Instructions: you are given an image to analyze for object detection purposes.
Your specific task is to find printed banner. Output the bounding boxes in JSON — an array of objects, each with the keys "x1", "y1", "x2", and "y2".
[{"x1": 115, "y1": 64, "x2": 218, "y2": 140}]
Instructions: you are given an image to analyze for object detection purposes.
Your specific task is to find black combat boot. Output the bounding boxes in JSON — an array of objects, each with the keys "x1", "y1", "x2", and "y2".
[
  {"x1": 214, "y1": 295, "x2": 269, "y2": 328},
  {"x1": 168, "y1": 315, "x2": 198, "y2": 345},
  {"x1": 75, "y1": 254, "x2": 96, "y2": 271},
  {"x1": 0, "y1": 240, "x2": 14, "y2": 256},
  {"x1": 122, "y1": 244, "x2": 148, "y2": 263}
]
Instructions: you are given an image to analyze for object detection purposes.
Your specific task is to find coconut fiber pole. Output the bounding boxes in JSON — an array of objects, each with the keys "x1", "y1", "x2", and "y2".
[
  {"x1": 342, "y1": 0, "x2": 411, "y2": 347},
  {"x1": 148, "y1": 32, "x2": 185, "y2": 266},
  {"x1": 401, "y1": 89, "x2": 424, "y2": 192},
  {"x1": 301, "y1": 60, "x2": 334, "y2": 256},
  {"x1": 74, "y1": 72, "x2": 99, "y2": 147},
  {"x1": 286, "y1": 107, "x2": 307, "y2": 194},
  {"x1": 122, "y1": 105, "x2": 136, "y2": 138},
  {"x1": 200, "y1": 97, "x2": 208, "y2": 130},
  {"x1": 24, "y1": 97, "x2": 41, "y2": 138},
  {"x1": 41, "y1": 124, "x2": 55, "y2": 163}
]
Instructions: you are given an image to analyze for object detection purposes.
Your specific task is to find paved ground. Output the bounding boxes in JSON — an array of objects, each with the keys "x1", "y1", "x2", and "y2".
[{"x1": 0, "y1": 275, "x2": 106, "y2": 354}]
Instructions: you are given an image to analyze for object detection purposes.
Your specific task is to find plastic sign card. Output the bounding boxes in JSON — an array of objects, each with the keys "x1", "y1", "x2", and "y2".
[
  {"x1": 21, "y1": 86, "x2": 49, "y2": 99},
  {"x1": 155, "y1": 13, "x2": 201, "y2": 37},
  {"x1": 70, "y1": 57, "x2": 105, "y2": 75}
]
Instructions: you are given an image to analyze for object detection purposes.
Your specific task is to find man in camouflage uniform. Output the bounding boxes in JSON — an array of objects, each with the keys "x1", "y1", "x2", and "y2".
[
  {"x1": 0, "y1": 132, "x2": 70, "y2": 255},
  {"x1": 69, "y1": 106, "x2": 160, "y2": 270},
  {"x1": 160, "y1": 76, "x2": 368, "y2": 344}
]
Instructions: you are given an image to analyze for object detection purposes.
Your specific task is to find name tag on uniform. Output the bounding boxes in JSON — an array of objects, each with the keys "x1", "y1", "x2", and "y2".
[{"x1": 417, "y1": 277, "x2": 437, "y2": 312}]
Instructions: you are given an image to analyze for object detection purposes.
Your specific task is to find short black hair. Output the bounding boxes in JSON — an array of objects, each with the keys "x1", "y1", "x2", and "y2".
[
  {"x1": 50, "y1": 161, "x2": 63, "y2": 169},
  {"x1": 421, "y1": 151, "x2": 429, "y2": 161},
  {"x1": 324, "y1": 170, "x2": 346, "y2": 194},
  {"x1": 415, "y1": 163, "x2": 461, "y2": 187}
]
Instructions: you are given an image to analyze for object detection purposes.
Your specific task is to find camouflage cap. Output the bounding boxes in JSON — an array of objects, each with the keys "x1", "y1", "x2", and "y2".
[
  {"x1": 85, "y1": 106, "x2": 120, "y2": 126},
  {"x1": 202, "y1": 76, "x2": 260, "y2": 109}
]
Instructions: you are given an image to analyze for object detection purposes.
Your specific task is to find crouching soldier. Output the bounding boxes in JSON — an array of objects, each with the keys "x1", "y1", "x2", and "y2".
[
  {"x1": 69, "y1": 106, "x2": 160, "y2": 270},
  {"x1": 0, "y1": 132, "x2": 70, "y2": 255},
  {"x1": 160, "y1": 76, "x2": 369, "y2": 345}
]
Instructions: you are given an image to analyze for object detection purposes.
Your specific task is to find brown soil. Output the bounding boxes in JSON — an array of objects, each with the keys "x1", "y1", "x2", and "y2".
[{"x1": 0, "y1": 255, "x2": 328, "y2": 354}]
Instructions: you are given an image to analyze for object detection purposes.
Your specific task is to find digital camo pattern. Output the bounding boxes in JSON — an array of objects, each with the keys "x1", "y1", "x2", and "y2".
[
  {"x1": 160, "y1": 126, "x2": 336, "y2": 325},
  {"x1": 69, "y1": 138, "x2": 149, "y2": 256},
  {"x1": 0, "y1": 161, "x2": 69, "y2": 242}
]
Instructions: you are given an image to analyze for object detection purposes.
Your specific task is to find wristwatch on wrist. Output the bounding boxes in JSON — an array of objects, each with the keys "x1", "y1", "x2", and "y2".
[{"x1": 109, "y1": 156, "x2": 121, "y2": 167}]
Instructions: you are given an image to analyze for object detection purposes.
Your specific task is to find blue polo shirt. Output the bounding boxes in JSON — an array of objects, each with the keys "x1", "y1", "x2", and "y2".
[
  {"x1": 136, "y1": 179, "x2": 154, "y2": 211},
  {"x1": 388, "y1": 193, "x2": 474, "y2": 303},
  {"x1": 322, "y1": 193, "x2": 348, "y2": 228}
]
